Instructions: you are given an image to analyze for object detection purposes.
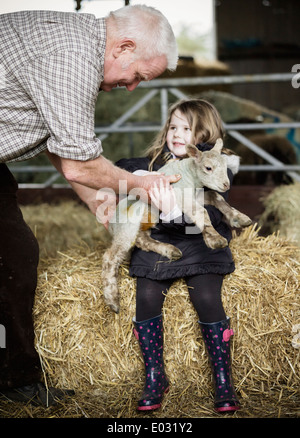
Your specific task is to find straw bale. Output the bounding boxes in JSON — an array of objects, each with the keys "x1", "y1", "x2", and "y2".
[
  {"x1": 259, "y1": 182, "x2": 300, "y2": 247},
  {"x1": 32, "y1": 218, "x2": 299, "y2": 417},
  {"x1": 1, "y1": 202, "x2": 299, "y2": 417},
  {"x1": 21, "y1": 201, "x2": 111, "y2": 257}
]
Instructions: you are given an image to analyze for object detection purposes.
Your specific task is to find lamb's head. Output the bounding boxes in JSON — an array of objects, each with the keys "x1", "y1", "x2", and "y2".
[{"x1": 186, "y1": 139, "x2": 230, "y2": 193}]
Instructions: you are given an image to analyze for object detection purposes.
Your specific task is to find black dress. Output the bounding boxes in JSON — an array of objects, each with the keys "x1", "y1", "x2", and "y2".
[{"x1": 115, "y1": 144, "x2": 235, "y2": 280}]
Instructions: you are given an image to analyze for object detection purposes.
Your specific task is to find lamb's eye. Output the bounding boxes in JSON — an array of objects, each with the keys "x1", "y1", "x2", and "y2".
[{"x1": 205, "y1": 166, "x2": 212, "y2": 171}]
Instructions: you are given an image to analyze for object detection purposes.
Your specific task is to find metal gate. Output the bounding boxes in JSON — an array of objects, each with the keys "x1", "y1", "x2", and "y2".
[{"x1": 8, "y1": 72, "x2": 300, "y2": 187}]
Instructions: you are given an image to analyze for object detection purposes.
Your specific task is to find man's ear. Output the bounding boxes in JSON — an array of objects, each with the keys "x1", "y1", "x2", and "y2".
[{"x1": 113, "y1": 39, "x2": 136, "y2": 58}]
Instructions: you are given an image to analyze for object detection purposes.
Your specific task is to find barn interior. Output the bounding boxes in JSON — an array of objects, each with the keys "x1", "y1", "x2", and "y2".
[{"x1": 0, "y1": 0, "x2": 299, "y2": 421}]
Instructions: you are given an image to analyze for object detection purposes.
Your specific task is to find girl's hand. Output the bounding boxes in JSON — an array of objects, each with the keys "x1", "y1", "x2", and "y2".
[
  {"x1": 149, "y1": 180, "x2": 178, "y2": 216},
  {"x1": 133, "y1": 172, "x2": 181, "y2": 203}
]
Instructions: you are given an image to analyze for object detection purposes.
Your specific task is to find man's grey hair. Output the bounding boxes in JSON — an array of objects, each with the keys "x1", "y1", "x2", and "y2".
[{"x1": 108, "y1": 4, "x2": 178, "y2": 71}]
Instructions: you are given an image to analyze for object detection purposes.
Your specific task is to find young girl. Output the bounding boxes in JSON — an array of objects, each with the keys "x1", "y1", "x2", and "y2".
[{"x1": 116, "y1": 98, "x2": 241, "y2": 413}]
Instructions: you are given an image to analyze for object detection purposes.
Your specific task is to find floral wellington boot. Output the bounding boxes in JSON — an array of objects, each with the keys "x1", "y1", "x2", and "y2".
[
  {"x1": 199, "y1": 317, "x2": 240, "y2": 412},
  {"x1": 133, "y1": 314, "x2": 169, "y2": 411}
]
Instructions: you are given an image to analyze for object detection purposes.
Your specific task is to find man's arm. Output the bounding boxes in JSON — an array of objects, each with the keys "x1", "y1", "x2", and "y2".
[
  {"x1": 46, "y1": 151, "x2": 181, "y2": 214},
  {"x1": 59, "y1": 153, "x2": 149, "y2": 193}
]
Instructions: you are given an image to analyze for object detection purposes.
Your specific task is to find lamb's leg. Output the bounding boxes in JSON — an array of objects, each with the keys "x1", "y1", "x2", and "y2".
[
  {"x1": 183, "y1": 202, "x2": 228, "y2": 249},
  {"x1": 135, "y1": 229, "x2": 182, "y2": 260},
  {"x1": 102, "y1": 200, "x2": 147, "y2": 313},
  {"x1": 201, "y1": 208, "x2": 228, "y2": 248},
  {"x1": 204, "y1": 191, "x2": 252, "y2": 228},
  {"x1": 102, "y1": 241, "x2": 132, "y2": 313}
]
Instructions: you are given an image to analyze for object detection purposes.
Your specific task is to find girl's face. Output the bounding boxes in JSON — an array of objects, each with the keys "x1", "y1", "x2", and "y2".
[{"x1": 166, "y1": 110, "x2": 192, "y2": 158}]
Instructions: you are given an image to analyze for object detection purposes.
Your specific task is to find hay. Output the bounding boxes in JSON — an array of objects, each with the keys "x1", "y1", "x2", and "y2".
[
  {"x1": 35, "y1": 229, "x2": 300, "y2": 417},
  {"x1": 259, "y1": 182, "x2": 300, "y2": 247},
  {"x1": 1, "y1": 202, "x2": 299, "y2": 418},
  {"x1": 21, "y1": 201, "x2": 111, "y2": 257}
]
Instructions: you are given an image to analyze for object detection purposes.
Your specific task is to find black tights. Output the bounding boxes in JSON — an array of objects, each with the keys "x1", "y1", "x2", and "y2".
[{"x1": 136, "y1": 274, "x2": 226, "y2": 323}]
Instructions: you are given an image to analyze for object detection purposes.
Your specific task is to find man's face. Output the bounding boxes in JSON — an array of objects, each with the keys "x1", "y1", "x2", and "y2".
[{"x1": 100, "y1": 53, "x2": 167, "y2": 92}]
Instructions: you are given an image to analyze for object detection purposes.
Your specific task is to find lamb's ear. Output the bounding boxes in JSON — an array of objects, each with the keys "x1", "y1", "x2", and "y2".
[
  {"x1": 186, "y1": 144, "x2": 202, "y2": 159},
  {"x1": 212, "y1": 138, "x2": 223, "y2": 154}
]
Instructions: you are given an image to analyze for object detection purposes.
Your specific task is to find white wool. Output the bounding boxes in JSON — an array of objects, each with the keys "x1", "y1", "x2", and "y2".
[{"x1": 224, "y1": 154, "x2": 240, "y2": 175}]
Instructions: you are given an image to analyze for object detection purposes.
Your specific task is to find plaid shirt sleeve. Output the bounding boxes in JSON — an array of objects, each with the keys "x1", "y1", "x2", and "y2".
[
  {"x1": 0, "y1": 11, "x2": 106, "y2": 163},
  {"x1": 15, "y1": 51, "x2": 103, "y2": 161}
]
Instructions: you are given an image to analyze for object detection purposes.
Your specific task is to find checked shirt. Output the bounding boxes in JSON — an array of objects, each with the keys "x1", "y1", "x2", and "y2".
[{"x1": 0, "y1": 10, "x2": 106, "y2": 162}]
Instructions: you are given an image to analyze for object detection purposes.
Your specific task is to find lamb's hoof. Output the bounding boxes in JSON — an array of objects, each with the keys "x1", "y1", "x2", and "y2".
[
  {"x1": 205, "y1": 235, "x2": 228, "y2": 249},
  {"x1": 162, "y1": 245, "x2": 182, "y2": 261},
  {"x1": 169, "y1": 248, "x2": 183, "y2": 261},
  {"x1": 239, "y1": 215, "x2": 252, "y2": 228},
  {"x1": 230, "y1": 212, "x2": 252, "y2": 228},
  {"x1": 104, "y1": 297, "x2": 120, "y2": 314},
  {"x1": 109, "y1": 303, "x2": 120, "y2": 314},
  {"x1": 213, "y1": 237, "x2": 228, "y2": 249}
]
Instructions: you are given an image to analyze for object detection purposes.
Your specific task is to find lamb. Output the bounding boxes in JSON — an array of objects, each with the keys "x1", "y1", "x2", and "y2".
[{"x1": 101, "y1": 139, "x2": 252, "y2": 313}]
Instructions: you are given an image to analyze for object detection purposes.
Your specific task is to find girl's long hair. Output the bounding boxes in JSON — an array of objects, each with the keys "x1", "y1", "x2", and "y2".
[{"x1": 146, "y1": 98, "x2": 225, "y2": 170}]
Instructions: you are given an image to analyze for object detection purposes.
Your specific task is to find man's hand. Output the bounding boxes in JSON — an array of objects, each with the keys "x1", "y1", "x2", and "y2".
[{"x1": 132, "y1": 172, "x2": 181, "y2": 203}]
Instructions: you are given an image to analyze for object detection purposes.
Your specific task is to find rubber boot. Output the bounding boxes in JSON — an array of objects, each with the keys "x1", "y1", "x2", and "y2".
[
  {"x1": 133, "y1": 314, "x2": 169, "y2": 411},
  {"x1": 199, "y1": 317, "x2": 240, "y2": 412}
]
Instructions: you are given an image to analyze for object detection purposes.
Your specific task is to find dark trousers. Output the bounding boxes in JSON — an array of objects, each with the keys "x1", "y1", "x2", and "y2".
[{"x1": 0, "y1": 164, "x2": 41, "y2": 388}]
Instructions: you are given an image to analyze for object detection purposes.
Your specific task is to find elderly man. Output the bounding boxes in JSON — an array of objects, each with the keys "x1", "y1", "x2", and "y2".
[{"x1": 0, "y1": 5, "x2": 179, "y2": 406}]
